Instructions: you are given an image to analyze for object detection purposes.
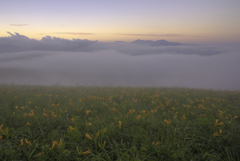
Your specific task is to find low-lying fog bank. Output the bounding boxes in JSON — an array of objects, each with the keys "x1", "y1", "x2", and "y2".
[{"x1": 0, "y1": 50, "x2": 239, "y2": 90}]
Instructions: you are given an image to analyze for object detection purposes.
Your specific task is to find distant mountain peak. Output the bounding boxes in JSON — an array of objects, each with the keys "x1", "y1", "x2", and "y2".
[{"x1": 132, "y1": 39, "x2": 182, "y2": 46}]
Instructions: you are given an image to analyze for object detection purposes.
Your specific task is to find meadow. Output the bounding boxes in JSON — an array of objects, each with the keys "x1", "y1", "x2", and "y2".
[{"x1": 0, "y1": 85, "x2": 239, "y2": 161}]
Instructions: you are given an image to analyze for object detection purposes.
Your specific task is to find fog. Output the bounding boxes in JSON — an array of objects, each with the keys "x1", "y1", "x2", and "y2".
[{"x1": 0, "y1": 33, "x2": 240, "y2": 90}]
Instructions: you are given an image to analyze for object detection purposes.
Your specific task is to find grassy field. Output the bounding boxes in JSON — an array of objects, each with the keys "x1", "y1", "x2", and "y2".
[{"x1": 0, "y1": 85, "x2": 240, "y2": 161}]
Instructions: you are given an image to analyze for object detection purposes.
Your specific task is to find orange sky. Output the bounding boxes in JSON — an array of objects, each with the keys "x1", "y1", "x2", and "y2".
[{"x1": 1, "y1": 0, "x2": 240, "y2": 44}]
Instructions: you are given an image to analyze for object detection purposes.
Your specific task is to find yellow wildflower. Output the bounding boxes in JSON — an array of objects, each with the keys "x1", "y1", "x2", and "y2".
[
  {"x1": 71, "y1": 118, "x2": 75, "y2": 121},
  {"x1": 217, "y1": 122, "x2": 224, "y2": 125},
  {"x1": 69, "y1": 126, "x2": 75, "y2": 131},
  {"x1": 181, "y1": 114, "x2": 187, "y2": 120},
  {"x1": 20, "y1": 139, "x2": 23, "y2": 145},
  {"x1": 142, "y1": 110, "x2": 146, "y2": 114},
  {"x1": 95, "y1": 131, "x2": 100, "y2": 138},
  {"x1": 25, "y1": 139, "x2": 31, "y2": 145},
  {"x1": 86, "y1": 110, "x2": 91, "y2": 115},
  {"x1": 82, "y1": 150, "x2": 91, "y2": 154},
  {"x1": 77, "y1": 147, "x2": 91, "y2": 155},
  {"x1": 215, "y1": 119, "x2": 224, "y2": 126},
  {"x1": 26, "y1": 122, "x2": 31, "y2": 126},
  {"x1": 214, "y1": 129, "x2": 222, "y2": 136},
  {"x1": 136, "y1": 115, "x2": 141, "y2": 119},
  {"x1": 0, "y1": 125, "x2": 8, "y2": 136},
  {"x1": 50, "y1": 138, "x2": 63, "y2": 149},
  {"x1": 0, "y1": 136, "x2": 2, "y2": 139},
  {"x1": 18, "y1": 139, "x2": 24, "y2": 148},
  {"x1": 86, "y1": 122, "x2": 92, "y2": 126},
  {"x1": 164, "y1": 119, "x2": 171, "y2": 124},
  {"x1": 59, "y1": 137, "x2": 63, "y2": 147},
  {"x1": 0, "y1": 124, "x2": 4, "y2": 134},
  {"x1": 119, "y1": 121, "x2": 122, "y2": 129},
  {"x1": 127, "y1": 109, "x2": 135, "y2": 114},
  {"x1": 43, "y1": 113, "x2": 48, "y2": 117},
  {"x1": 85, "y1": 133, "x2": 93, "y2": 140},
  {"x1": 103, "y1": 127, "x2": 106, "y2": 134},
  {"x1": 214, "y1": 119, "x2": 219, "y2": 126},
  {"x1": 214, "y1": 132, "x2": 219, "y2": 136},
  {"x1": 52, "y1": 141, "x2": 58, "y2": 149},
  {"x1": 152, "y1": 141, "x2": 159, "y2": 146}
]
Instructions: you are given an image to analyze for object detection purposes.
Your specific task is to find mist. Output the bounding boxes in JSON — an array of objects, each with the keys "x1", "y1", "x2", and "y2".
[{"x1": 0, "y1": 33, "x2": 240, "y2": 90}]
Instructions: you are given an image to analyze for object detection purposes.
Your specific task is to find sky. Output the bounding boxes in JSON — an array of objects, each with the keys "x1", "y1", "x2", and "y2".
[
  {"x1": 0, "y1": 1, "x2": 240, "y2": 90},
  {"x1": 1, "y1": 0, "x2": 240, "y2": 44}
]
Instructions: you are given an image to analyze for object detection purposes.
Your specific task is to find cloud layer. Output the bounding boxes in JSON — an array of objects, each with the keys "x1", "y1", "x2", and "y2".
[
  {"x1": 115, "y1": 33, "x2": 183, "y2": 37},
  {"x1": 9, "y1": 24, "x2": 29, "y2": 26},
  {"x1": 54, "y1": 32, "x2": 96, "y2": 35},
  {"x1": 0, "y1": 32, "x2": 240, "y2": 90},
  {"x1": 0, "y1": 32, "x2": 101, "y2": 54},
  {"x1": 1, "y1": 32, "x2": 238, "y2": 57}
]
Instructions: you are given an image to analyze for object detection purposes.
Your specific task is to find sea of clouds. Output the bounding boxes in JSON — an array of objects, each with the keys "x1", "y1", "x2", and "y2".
[{"x1": 0, "y1": 32, "x2": 240, "y2": 90}]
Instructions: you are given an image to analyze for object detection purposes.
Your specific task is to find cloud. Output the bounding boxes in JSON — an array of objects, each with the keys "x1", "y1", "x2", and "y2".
[
  {"x1": 0, "y1": 50, "x2": 239, "y2": 90},
  {"x1": 0, "y1": 32, "x2": 240, "y2": 90},
  {"x1": 114, "y1": 43, "x2": 232, "y2": 56},
  {"x1": 37, "y1": 33, "x2": 47, "y2": 35},
  {"x1": 115, "y1": 33, "x2": 203, "y2": 38},
  {"x1": 54, "y1": 32, "x2": 96, "y2": 35},
  {"x1": 9, "y1": 24, "x2": 29, "y2": 26},
  {"x1": 115, "y1": 33, "x2": 182, "y2": 37},
  {"x1": 0, "y1": 51, "x2": 50, "y2": 62},
  {"x1": 131, "y1": 39, "x2": 182, "y2": 46},
  {"x1": 0, "y1": 32, "x2": 101, "y2": 54},
  {"x1": 38, "y1": 32, "x2": 95, "y2": 36},
  {"x1": 0, "y1": 32, "x2": 239, "y2": 57}
]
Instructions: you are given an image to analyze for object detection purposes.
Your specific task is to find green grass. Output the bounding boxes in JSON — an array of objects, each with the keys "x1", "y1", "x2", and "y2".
[{"x1": 0, "y1": 85, "x2": 240, "y2": 160}]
